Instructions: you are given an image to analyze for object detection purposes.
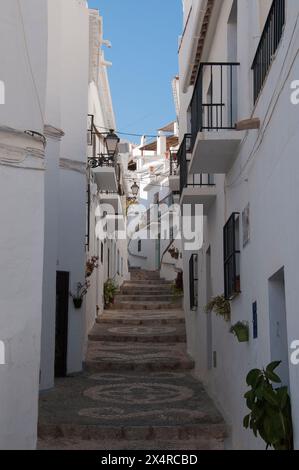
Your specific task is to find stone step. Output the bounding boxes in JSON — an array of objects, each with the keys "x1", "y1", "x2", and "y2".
[
  {"x1": 121, "y1": 287, "x2": 174, "y2": 295},
  {"x1": 124, "y1": 280, "x2": 173, "y2": 286},
  {"x1": 38, "y1": 436, "x2": 224, "y2": 450},
  {"x1": 110, "y1": 301, "x2": 182, "y2": 311},
  {"x1": 85, "y1": 342, "x2": 195, "y2": 372},
  {"x1": 84, "y1": 357, "x2": 194, "y2": 373},
  {"x1": 130, "y1": 270, "x2": 161, "y2": 281},
  {"x1": 115, "y1": 294, "x2": 180, "y2": 302},
  {"x1": 88, "y1": 323, "x2": 187, "y2": 344},
  {"x1": 38, "y1": 423, "x2": 226, "y2": 447},
  {"x1": 97, "y1": 314, "x2": 185, "y2": 326},
  {"x1": 38, "y1": 371, "x2": 226, "y2": 447}
]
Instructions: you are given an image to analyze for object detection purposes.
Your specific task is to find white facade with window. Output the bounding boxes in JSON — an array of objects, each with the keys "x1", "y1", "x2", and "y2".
[
  {"x1": 0, "y1": 0, "x2": 47, "y2": 449},
  {"x1": 179, "y1": 0, "x2": 299, "y2": 449},
  {"x1": 0, "y1": 0, "x2": 128, "y2": 448},
  {"x1": 127, "y1": 132, "x2": 181, "y2": 277},
  {"x1": 85, "y1": 9, "x2": 129, "y2": 336}
]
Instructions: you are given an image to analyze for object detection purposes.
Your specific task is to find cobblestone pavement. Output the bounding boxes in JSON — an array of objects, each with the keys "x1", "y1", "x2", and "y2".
[{"x1": 38, "y1": 271, "x2": 226, "y2": 450}]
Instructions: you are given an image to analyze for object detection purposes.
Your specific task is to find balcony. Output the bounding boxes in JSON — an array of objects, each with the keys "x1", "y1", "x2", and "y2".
[
  {"x1": 252, "y1": 0, "x2": 285, "y2": 103},
  {"x1": 99, "y1": 193, "x2": 123, "y2": 216},
  {"x1": 189, "y1": 62, "x2": 242, "y2": 175},
  {"x1": 92, "y1": 167, "x2": 118, "y2": 194},
  {"x1": 169, "y1": 150, "x2": 180, "y2": 193},
  {"x1": 178, "y1": 134, "x2": 216, "y2": 216}
]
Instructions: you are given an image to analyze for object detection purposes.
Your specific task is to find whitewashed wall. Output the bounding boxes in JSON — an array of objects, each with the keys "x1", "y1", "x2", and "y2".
[
  {"x1": 40, "y1": 0, "x2": 89, "y2": 389},
  {"x1": 0, "y1": 0, "x2": 48, "y2": 448},
  {"x1": 180, "y1": 0, "x2": 299, "y2": 450}
]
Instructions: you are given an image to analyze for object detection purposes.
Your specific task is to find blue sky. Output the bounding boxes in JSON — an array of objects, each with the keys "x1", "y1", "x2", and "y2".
[{"x1": 88, "y1": 0, "x2": 182, "y2": 143}]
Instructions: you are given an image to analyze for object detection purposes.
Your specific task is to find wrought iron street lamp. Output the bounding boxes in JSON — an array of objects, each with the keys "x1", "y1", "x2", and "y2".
[
  {"x1": 105, "y1": 129, "x2": 120, "y2": 158},
  {"x1": 88, "y1": 128, "x2": 120, "y2": 169}
]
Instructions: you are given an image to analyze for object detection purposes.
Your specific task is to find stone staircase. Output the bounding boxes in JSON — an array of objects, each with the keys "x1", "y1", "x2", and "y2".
[{"x1": 38, "y1": 270, "x2": 226, "y2": 450}]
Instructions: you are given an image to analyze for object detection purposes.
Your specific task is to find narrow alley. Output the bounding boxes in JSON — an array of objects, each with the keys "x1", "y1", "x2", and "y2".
[
  {"x1": 1, "y1": 0, "x2": 298, "y2": 455},
  {"x1": 38, "y1": 270, "x2": 226, "y2": 450}
]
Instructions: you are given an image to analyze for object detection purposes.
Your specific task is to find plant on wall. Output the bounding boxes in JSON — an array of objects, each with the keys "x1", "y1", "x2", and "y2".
[
  {"x1": 168, "y1": 246, "x2": 179, "y2": 260},
  {"x1": 70, "y1": 281, "x2": 90, "y2": 309},
  {"x1": 104, "y1": 279, "x2": 118, "y2": 307},
  {"x1": 244, "y1": 361, "x2": 293, "y2": 450},
  {"x1": 230, "y1": 321, "x2": 249, "y2": 342},
  {"x1": 205, "y1": 295, "x2": 231, "y2": 322},
  {"x1": 86, "y1": 256, "x2": 99, "y2": 278}
]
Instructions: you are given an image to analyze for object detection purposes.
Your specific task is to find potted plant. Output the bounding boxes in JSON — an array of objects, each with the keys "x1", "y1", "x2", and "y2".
[
  {"x1": 104, "y1": 279, "x2": 118, "y2": 307},
  {"x1": 168, "y1": 246, "x2": 180, "y2": 260},
  {"x1": 175, "y1": 271, "x2": 183, "y2": 292},
  {"x1": 230, "y1": 321, "x2": 249, "y2": 342},
  {"x1": 171, "y1": 284, "x2": 183, "y2": 300},
  {"x1": 244, "y1": 361, "x2": 293, "y2": 450},
  {"x1": 70, "y1": 281, "x2": 90, "y2": 309},
  {"x1": 205, "y1": 295, "x2": 231, "y2": 322},
  {"x1": 86, "y1": 256, "x2": 99, "y2": 278}
]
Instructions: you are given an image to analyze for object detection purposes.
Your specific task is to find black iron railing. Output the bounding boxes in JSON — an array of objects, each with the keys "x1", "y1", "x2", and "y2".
[
  {"x1": 224, "y1": 212, "x2": 241, "y2": 300},
  {"x1": 189, "y1": 254, "x2": 198, "y2": 310},
  {"x1": 190, "y1": 62, "x2": 240, "y2": 149},
  {"x1": 89, "y1": 155, "x2": 115, "y2": 168},
  {"x1": 252, "y1": 0, "x2": 285, "y2": 103},
  {"x1": 178, "y1": 134, "x2": 215, "y2": 195}
]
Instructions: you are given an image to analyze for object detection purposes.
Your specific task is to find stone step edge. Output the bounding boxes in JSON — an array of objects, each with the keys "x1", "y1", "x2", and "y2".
[
  {"x1": 88, "y1": 334, "x2": 187, "y2": 344},
  {"x1": 37, "y1": 438, "x2": 224, "y2": 451},
  {"x1": 38, "y1": 423, "x2": 227, "y2": 442},
  {"x1": 97, "y1": 318, "x2": 185, "y2": 325},
  {"x1": 84, "y1": 359, "x2": 195, "y2": 373},
  {"x1": 110, "y1": 303, "x2": 182, "y2": 308}
]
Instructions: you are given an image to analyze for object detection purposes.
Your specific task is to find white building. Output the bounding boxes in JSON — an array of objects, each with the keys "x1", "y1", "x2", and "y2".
[
  {"x1": 85, "y1": 8, "x2": 129, "y2": 334},
  {"x1": 179, "y1": 0, "x2": 299, "y2": 449},
  {"x1": 40, "y1": 0, "x2": 89, "y2": 390},
  {"x1": 127, "y1": 126, "x2": 182, "y2": 279},
  {"x1": 0, "y1": 0, "x2": 48, "y2": 449},
  {"x1": 0, "y1": 0, "x2": 128, "y2": 449}
]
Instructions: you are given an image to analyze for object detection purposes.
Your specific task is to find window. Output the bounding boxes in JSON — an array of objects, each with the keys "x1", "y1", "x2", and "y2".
[
  {"x1": 223, "y1": 213, "x2": 241, "y2": 300},
  {"x1": 189, "y1": 254, "x2": 198, "y2": 310},
  {"x1": 101, "y1": 242, "x2": 104, "y2": 264},
  {"x1": 138, "y1": 239, "x2": 142, "y2": 252},
  {"x1": 252, "y1": 0, "x2": 285, "y2": 102}
]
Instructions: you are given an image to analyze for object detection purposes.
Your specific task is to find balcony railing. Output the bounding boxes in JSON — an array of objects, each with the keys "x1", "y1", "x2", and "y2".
[
  {"x1": 177, "y1": 133, "x2": 215, "y2": 195},
  {"x1": 190, "y1": 62, "x2": 240, "y2": 149},
  {"x1": 89, "y1": 155, "x2": 115, "y2": 169},
  {"x1": 252, "y1": 0, "x2": 285, "y2": 103}
]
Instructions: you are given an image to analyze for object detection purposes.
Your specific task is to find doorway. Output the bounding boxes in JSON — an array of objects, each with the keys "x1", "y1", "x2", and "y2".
[
  {"x1": 268, "y1": 268, "x2": 290, "y2": 387},
  {"x1": 206, "y1": 247, "x2": 213, "y2": 370},
  {"x1": 55, "y1": 271, "x2": 69, "y2": 377}
]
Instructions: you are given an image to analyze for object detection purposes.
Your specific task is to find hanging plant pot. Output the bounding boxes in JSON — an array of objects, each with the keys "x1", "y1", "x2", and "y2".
[
  {"x1": 230, "y1": 322, "x2": 249, "y2": 342},
  {"x1": 73, "y1": 298, "x2": 83, "y2": 309}
]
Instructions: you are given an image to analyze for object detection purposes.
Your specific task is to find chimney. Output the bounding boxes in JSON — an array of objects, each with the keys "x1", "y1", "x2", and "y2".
[{"x1": 157, "y1": 131, "x2": 167, "y2": 156}]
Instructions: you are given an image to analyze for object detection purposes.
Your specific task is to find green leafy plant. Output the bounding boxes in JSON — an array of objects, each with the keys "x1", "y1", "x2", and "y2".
[
  {"x1": 171, "y1": 284, "x2": 183, "y2": 300},
  {"x1": 244, "y1": 361, "x2": 293, "y2": 450},
  {"x1": 86, "y1": 256, "x2": 99, "y2": 278},
  {"x1": 104, "y1": 279, "x2": 118, "y2": 306},
  {"x1": 230, "y1": 321, "x2": 249, "y2": 342},
  {"x1": 70, "y1": 281, "x2": 90, "y2": 309},
  {"x1": 205, "y1": 295, "x2": 231, "y2": 322}
]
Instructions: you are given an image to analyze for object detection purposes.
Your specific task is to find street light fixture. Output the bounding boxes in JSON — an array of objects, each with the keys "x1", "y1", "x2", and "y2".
[
  {"x1": 131, "y1": 181, "x2": 139, "y2": 197},
  {"x1": 88, "y1": 128, "x2": 120, "y2": 169},
  {"x1": 105, "y1": 129, "x2": 120, "y2": 158}
]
